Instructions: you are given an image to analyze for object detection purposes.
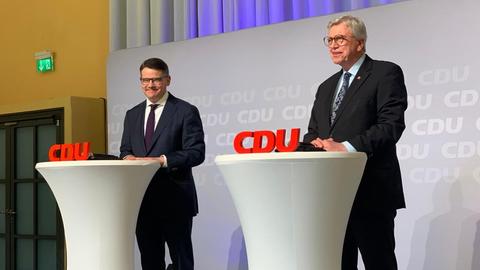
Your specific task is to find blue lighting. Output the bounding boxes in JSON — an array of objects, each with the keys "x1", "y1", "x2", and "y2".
[{"x1": 189, "y1": 0, "x2": 405, "y2": 38}]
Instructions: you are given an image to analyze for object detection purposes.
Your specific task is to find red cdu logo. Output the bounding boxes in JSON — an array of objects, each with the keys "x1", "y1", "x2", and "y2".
[
  {"x1": 48, "y1": 142, "x2": 91, "y2": 161},
  {"x1": 233, "y1": 128, "x2": 300, "y2": 153}
]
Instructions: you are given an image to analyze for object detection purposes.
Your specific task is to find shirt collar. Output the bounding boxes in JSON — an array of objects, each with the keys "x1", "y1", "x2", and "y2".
[
  {"x1": 146, "y1": 91, "x2": 169, "y2": 107},
  {"x1": 344, "y1": 54, "x2": 366, "y2": 78}
]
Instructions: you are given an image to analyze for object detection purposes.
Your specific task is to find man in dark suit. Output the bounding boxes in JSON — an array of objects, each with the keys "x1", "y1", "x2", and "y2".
[
  {"x1": 303, "y1": 15, "x2": 407, "y2": 269},
  {"x1": 120, "y1": 58, "x2": 205, "y2": 270}
]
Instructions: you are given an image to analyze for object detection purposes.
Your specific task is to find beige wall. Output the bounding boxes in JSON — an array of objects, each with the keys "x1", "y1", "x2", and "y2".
[
  {"x1": 0, "y1": 1, "x2": 109, "y2": 151},
  {"x1": 0, "y1": 97, "x2": 106, "y2": 153},
  {"x1": 0, "y1": 1, "x2": 109, "y2": 104}
]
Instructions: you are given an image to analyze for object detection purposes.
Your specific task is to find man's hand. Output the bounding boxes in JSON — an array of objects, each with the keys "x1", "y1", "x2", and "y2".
[
  {"x1": 310, "y1": 138, "x2": 325, "y2": 149},
  {"x1": 123, "y1": 155, "x2": 136, "y2": 160},
  {"x1": 322, "y1": 138, "x2": 347, "y2": 152},
  {"x1": 136, "y1": 156, "x2": 166, "y2": 166},
  {"x1": 310, "y1": 138, "x2": 347, "y2": 152}
]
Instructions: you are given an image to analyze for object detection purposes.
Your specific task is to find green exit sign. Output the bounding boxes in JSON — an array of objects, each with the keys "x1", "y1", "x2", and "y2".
[
  {"x1": 35, "y1": 51, "x2": 54, "y2": 73},
  {"x1": 36, "y1": 57, "x2": 54, "y2": 72}
]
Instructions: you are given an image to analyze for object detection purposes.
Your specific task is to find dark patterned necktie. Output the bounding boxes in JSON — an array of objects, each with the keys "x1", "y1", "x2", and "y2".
[
  {"x1": 144, "y1": 104, "x2": 159, "y2": 148},
  {"x1": 330, "y1": 72, "x2": 351, "y2": 125}
]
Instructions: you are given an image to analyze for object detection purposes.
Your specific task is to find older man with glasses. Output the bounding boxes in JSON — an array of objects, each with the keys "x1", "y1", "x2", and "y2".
[{"x1": 303, "y1": 15, "x2": 408, "y2": 270}]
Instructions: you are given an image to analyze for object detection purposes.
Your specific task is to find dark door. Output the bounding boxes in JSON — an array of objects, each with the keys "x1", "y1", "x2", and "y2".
[{"x1": 0, "y1": 109, "x2": 65, "y2": 270}]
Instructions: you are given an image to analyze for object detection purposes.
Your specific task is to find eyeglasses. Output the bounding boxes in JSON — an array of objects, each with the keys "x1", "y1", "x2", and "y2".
[
  {"x1": 140, "y1": 75, "x2": 169, "y2": 85},
  {"x1": 323, "y1": 35, "x2": 353, "y2": 47}
]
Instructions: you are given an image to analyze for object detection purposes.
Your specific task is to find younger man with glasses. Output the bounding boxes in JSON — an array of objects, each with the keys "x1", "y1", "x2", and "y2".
[
  {"x1": 303, "y1": 15, "x2": 408, "y2": 269},
  {"x1": 120, "y1": 58, "x2": 205, "y2": 270}
]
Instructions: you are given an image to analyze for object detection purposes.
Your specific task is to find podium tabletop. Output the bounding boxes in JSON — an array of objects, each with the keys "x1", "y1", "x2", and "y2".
[
  {"x1": 215, "y1": 151, "x2": 366, "y2": 163},
  {"x1": 36, "y1": 159, "x2": 160, "y2": 168}
]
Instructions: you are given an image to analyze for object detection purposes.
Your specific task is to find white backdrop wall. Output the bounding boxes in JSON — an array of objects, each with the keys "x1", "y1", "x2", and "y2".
[{"x1": 107, "y1": 0, "x2": 480, "y2": 269}]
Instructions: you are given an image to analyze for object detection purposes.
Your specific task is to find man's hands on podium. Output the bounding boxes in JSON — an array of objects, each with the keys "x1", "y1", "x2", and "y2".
[
  {"x1": 123, "y1": 155, "x2": 167, "y2": 167},
  {"x1": 310, "y1": 138, "x2": 347, "y2": 152}
]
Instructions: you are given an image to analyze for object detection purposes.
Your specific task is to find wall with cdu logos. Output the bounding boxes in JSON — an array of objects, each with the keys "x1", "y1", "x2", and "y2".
[{"x1": 107, "y1": 0, "x2": 480, "y2": 269}]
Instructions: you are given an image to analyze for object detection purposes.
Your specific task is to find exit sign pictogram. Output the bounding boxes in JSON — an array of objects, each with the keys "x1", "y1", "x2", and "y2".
[{"x1": 35, "y1": 51, "x2": 54, "y2": 73}]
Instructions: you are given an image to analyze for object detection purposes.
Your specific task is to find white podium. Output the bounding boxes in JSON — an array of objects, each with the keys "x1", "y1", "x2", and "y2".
[
  {"x1": 35, "y1": 160, "x2": 160, "y2": 270},
  {"x1": 215, "y1": 152, "x2": 367, "y2": 270}
]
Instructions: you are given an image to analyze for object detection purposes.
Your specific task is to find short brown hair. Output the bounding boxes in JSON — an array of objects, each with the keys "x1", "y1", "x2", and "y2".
[{"x1": 139, "y1": 58, "x2": 169, "y2": 75}]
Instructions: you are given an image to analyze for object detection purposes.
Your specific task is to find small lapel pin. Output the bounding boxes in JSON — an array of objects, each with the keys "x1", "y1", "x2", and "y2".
[{"x1": 357, "y1": 76, "x2": 361, "y2": 80}]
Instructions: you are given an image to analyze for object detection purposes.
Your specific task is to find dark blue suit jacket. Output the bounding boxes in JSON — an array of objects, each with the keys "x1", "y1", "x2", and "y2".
[
  {"x1": 120, "y1": 93, "x2": 205, "y2": 217},
  {"x1": 304, "y1": 55, "x2": 407, "y2": 214}
]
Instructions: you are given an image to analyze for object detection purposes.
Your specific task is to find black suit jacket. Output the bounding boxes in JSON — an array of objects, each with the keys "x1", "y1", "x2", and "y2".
[
  {"x1": 120, "y1": 93, "x2": 205, "y2": 218},
  {"x1": 304, "y1": 55, "x2": 407, "y2": 214}
]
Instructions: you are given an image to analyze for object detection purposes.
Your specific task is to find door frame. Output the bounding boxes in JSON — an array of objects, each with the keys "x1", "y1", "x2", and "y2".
[{"x1": 0, "y1": 108, "x2": 65, "y2": 270}]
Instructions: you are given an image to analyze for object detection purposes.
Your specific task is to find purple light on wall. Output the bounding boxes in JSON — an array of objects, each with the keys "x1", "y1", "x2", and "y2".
[
  {"x1": 184, "y1": 0, "x2": 405, "y2": 40},
  {"x1": 198, "y1": 0, "x2": 223, "y2": 37},
  {"x1": 268, "y1": 0, "x2": 293, "y2": 24},
  {"x1": 255, "y1": 0, "x2": 269, "y2": 26},
  {"x1": 349, "y1": 0, "x2": 372, "y2": 10},
  {"x1": 187, "y1": 0, "x2": 198, "y2": 39},
  {"x1": 235, "y1": 0, "x2": 256, "y2": 30},
  {"x1": 324, "y1": 0, "x2": 344, "y2": 14},
  {"x1": 292, "y1": 0, "x2": 308, "y2": 20}
]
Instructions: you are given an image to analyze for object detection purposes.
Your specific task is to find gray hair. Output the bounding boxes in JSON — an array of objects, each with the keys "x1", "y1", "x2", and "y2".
[{"x1": 327, "y1": 15, "x2": 367, "y2": 42}]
